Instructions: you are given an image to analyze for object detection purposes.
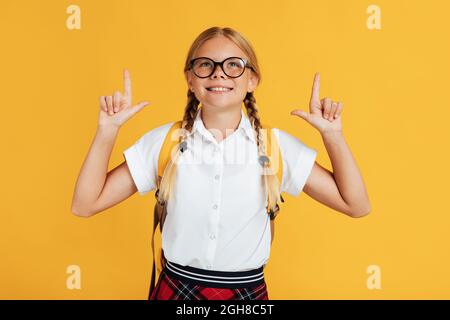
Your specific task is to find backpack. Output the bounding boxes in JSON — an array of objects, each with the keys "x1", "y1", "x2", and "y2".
[{"x1": 148, "y1": 120, "x2": 284, "y2": 297}]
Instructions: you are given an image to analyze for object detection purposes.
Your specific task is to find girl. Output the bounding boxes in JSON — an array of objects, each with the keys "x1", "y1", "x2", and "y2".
[{"x1": 71, "y1": 27, "x2": 371, "y2": 300}]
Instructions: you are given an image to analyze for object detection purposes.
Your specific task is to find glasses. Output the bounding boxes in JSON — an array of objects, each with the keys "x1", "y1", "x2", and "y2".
[{"x1": 189, "y1": 57, "x2": 253, "y2": 78}]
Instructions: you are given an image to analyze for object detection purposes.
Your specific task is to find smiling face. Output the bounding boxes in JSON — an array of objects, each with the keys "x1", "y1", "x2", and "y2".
[{"x1": 185, "y1": 36, "x2": 259, "y2": 111}]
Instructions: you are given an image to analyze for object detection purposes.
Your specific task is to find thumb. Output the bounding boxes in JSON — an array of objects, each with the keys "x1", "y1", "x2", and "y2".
[
  {"x1": 130, "y1": 101, "x2": 150, "y2": 115},
  {"x1": 290, "y1": 109, "x2": 310, "y2": 121}
]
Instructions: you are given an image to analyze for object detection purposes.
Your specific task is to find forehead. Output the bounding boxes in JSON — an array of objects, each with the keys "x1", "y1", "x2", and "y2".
[{"x1": 194, "y1": 36, "x2": 247, "y2": 61}]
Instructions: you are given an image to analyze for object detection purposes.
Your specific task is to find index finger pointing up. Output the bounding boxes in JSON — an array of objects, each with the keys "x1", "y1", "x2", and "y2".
[
  {"x1": 310, "y1": 72, "x2": 320, "y2": 105},
  {"x1": 124, "y1": 68, "x2": 132, "y2": 97}
]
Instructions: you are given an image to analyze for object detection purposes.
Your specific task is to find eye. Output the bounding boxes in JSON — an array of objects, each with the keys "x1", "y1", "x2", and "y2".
[
  {"x1": 226, "y1": 59, "x2": 245, "y2": 69},
  {"x1": 227, "y1": 62, "x2": 241, "y2": 68}
]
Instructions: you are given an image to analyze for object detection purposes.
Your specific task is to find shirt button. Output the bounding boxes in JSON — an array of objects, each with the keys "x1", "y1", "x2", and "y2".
[
  {"x1": 206, "y1": 264, "x2": 212, "y2": 269},
  {"x1": 210, "y1": 233, "x2": 216, "y2": 240},
  {"x1": 212, "y1": 204, "x2": 218, "y2": 210},
  {"x1": 214, "y1": 174, "x2": 220, "y2": 180}
]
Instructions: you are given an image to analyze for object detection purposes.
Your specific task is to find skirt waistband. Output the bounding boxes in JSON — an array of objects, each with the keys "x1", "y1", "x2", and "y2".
[{"x1": 164, "y1": 260, "x2": 265, "y2": 289}]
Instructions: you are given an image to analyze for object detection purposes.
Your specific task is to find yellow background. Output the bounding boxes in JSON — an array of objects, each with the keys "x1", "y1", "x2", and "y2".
[{"x1": 1, "y1": 0, "x2": 448, "y2": 299}]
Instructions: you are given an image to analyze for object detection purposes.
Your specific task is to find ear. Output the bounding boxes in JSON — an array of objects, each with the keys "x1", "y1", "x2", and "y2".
[
  {"x1": 185, "y1": 71, "x2": 194, "y2": 92},
  {"x1": 247, "y1": 70, "x2": 259, "y2": 93}
]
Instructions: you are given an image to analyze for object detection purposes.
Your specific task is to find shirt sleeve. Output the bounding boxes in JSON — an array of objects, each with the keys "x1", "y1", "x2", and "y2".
[
  {"x1": 123, "y1": 122, "x2": 175, "y2": 196},
  {"x1": 273, "y1": 128, "x2": 318, "y2": 197}
]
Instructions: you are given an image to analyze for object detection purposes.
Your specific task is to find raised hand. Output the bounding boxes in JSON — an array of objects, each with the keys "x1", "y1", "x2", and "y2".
[
  {"x1": 290, "y1": 72, "x2": 343, "y2": 134},
  {"x1": 98, "y1": 69, "x2": 150, "y2": 129}
]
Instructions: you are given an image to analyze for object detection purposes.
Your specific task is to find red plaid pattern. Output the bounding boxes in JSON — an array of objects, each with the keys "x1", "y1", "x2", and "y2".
[{"x1": 149, "y1": 268, "x2": 269, "y2": 300}]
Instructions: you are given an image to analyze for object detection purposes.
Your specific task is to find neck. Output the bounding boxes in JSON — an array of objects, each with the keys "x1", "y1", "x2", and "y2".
[{"x1": 200, "y1": 104, "x2": 242, "y2": 143}]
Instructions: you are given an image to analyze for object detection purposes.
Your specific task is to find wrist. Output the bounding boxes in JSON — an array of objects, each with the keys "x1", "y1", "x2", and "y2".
[
  {"x1": 97, "y1": 124, "x2": 120, "y2": 137},
  {"x1": 320, "y1": 129, "x2": 344, "y2": 140}
]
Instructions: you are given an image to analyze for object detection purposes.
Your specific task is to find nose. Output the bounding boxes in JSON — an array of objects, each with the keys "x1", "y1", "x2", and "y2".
[{"x1": 210, "y1": 64, "x2": 227, "y2": 79}]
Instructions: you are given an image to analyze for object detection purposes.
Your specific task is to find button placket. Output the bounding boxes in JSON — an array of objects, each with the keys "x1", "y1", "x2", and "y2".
[
  {"x1": 211, "y1": 147, "x2": 223, "y2": 216},
  {"x1": 206, "y1": 146, "x2": 223, "y2": 267}
]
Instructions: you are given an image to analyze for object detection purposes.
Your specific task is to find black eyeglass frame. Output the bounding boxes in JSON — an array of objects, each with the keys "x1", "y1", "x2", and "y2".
[{"x1": 188, "y1": 56, "x2": 254, "y2": 78}]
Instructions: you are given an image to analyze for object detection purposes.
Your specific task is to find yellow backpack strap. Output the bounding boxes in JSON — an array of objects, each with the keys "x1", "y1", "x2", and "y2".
[
  {"x1": 157, "y1": 121, "x2": 184, "y2": 180},
  {"x1": 149, "y1": 120, "x2": 183, "y2": 299}
]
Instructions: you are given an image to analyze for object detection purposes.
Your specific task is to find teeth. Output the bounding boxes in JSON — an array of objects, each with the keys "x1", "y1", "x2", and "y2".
[{"x1": 207, "y1": 87, "x2": 231, "y2": 91}]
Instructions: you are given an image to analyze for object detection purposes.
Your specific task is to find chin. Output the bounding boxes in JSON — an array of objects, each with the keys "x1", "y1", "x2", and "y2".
[{"x1": 202, "y1": 98, "x2": 241, "y2": 110}]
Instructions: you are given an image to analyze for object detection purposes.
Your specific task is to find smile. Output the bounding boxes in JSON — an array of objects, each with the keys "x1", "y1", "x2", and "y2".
[{"x1": 206, "y1": 87, "x2": 233, "y2": 92}]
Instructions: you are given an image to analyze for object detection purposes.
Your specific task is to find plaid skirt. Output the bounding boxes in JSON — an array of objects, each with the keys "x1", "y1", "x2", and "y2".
[{"x1": 149, "y1": 260, "x2": 269, "y2": 300}]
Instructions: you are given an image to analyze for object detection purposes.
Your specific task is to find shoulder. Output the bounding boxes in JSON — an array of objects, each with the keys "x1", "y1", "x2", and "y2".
[
  {"x1": 126, "y1": 121, "x2": 178, "y2": 161},
  {"x1": 122, "y1": 121, "x2": 178, "y2": 195},
  {"x1": 272, "y1": 127, "x2": 313, "y2": 149},
  {"x1": 271, "y1": 127, "x2": 318, "y2": 196},
  {"x1": 138, "y1": 121, "x2": 177, "y2": 144},
  {"x1": 271, "y1": 127, "x2": 318, "y2": 163}
]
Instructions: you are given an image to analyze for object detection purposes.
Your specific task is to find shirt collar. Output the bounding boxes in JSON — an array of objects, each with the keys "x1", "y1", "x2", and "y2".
[{"x1": 192, "y1": 106, "x2": 256, "y2": 144}]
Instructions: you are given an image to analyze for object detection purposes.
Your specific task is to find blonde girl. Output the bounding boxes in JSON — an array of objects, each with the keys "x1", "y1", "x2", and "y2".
[{"x1": 72, "y1": 26, "x2": 371, "y2": 300}]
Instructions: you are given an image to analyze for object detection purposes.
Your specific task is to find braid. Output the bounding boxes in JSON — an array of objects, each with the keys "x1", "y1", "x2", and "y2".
[
  {"x1": 244, "y1": 92, "x2": 262, "y2": 146},
  {"x1": 244, "y1": 92, "x2": 281, "y2": 214},
  {"x1": 182, "y1": 91, "x2": 200, "y2": 131}
]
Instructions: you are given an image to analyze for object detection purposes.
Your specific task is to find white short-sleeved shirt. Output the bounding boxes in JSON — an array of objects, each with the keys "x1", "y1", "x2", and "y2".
[{"x1": 123, "y1": 108, "x2": 317, "y2": 272}]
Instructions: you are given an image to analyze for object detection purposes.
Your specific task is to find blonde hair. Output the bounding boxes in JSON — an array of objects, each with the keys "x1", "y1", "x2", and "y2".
[{"x1": 157, "y1": 26, "x2": 281, "y2": 213}]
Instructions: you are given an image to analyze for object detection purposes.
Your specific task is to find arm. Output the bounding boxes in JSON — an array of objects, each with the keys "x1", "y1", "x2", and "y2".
[
  {"x1": 291, "y1": 72, "x2": 371, "y2": 218},
  {"x1": 71, "y1": 69, "x2": 150, "y2": 217},
  {"x1": 303, "y1": 133, "x2": 371, "y2": 218},
  {"x1": 71, "y1": 126, "x2": 138, "y2": 217}
]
